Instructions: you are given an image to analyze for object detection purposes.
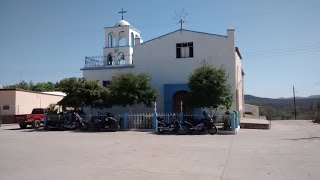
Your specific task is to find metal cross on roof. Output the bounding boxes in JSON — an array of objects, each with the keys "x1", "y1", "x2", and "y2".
[
  {"x1": 118, "y1": 8, "x2": 127, "y2": 20},
  {"x1": 174, "y1": 9, "x2": 189, "y2": 30},
  {"x1": 179, "y1": 19, "x2": 185, "y2": 30}
]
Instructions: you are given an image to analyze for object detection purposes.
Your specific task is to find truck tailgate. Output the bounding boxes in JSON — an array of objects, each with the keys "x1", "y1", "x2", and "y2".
[{"x1": 15, "y1": 115, "x2": 27, "y2": 123}]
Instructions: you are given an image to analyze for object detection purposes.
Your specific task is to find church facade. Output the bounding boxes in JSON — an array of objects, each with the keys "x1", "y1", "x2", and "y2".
[{"x1": 81, "y1": 19, "x2": 244, "y2": 115}]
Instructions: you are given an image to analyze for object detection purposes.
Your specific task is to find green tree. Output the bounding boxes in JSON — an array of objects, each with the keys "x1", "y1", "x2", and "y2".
[
  {"x1": 83, "y1": 80, "x2": 111, "y2": 109},
  {"x1": 4, "y1": 80, "x2": 30, "y2": 90},
  {"x1": 58, "y1": 78, "x2": 84, "y2": 110},
  {"x1": 108, "y1": 72, "x2": 158, "y2": 107},
  {"x1": 4, "y1": 81, "x2": 59, "y2": 92},
  {"x1": 58, "y1": 77, "x2": 111, "y2": 110},
  {"x1": 316, "y1": 101, "x2": 320, "y2": 109},
  {"x1": 31, "y1": 82, "x2": 58, "y2": 92},
  {"x1": 188, "y1": 63, "x2": 233, "y2": 110}
]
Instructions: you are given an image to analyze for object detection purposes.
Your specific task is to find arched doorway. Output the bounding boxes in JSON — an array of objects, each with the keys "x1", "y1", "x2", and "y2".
[
  {"x1": 172, "y1": 91, "x2": 192, "y2": 113},
  {"x1": 107, "y1": 53, "x2": 113, "y2": 65}
]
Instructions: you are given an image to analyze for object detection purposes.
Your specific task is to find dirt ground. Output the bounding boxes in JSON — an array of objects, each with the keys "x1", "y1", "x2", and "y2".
[{"x1": 0, "y1": 120, "x2": 320, "y2": 180}]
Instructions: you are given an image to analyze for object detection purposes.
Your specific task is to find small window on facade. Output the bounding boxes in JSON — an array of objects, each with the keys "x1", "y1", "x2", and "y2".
[
  {"x1": 176, "y1": 42, "x2": 194, "y2": 58},
  {"x1": 103, "y1": 81, "x2": 110, "y2": 87},
  {"x1": 3, "y1": 105, "x2": 10, "y2": 110}
]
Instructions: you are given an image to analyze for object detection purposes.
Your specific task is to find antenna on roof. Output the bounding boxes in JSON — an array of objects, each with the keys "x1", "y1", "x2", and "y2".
[{"x1": 173, "y1": 9, "x2": 189, "y2": 30}]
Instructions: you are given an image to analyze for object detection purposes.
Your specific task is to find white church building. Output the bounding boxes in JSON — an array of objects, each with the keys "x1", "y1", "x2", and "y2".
[{"x1": 81, "y1": 17, "x2": 244, "y2": 115}]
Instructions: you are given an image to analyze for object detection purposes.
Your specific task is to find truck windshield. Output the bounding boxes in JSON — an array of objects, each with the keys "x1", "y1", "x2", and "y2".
[{"x1": 31, "y1": 109, "x2": 44, "y2": 114}]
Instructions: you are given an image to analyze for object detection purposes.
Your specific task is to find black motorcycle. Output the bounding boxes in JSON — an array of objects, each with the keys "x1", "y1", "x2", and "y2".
[
  {"x1": 90, "y1": 112, "x2": 119, "y2": 131},
  {"x1": 69, "y1": 112, "x2": 89, "y2": 130},
  {"x1": 183, "y1": 111, "x2": 217, "y2": 135},
  {"x1": 46, "y1": 111, "x2": 88, "y2": 131},
  {"x1": 157, "y1": 114, "x2": 188, "y2": 135}
]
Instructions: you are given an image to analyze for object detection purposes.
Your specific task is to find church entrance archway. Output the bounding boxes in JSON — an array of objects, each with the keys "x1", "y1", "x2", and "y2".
[
  {"x1": 107, "y1": 53, "x2": 113, "y2": 65},
  {"x1": 172, "y1": 90, "x2": 192, "y2": 113}
]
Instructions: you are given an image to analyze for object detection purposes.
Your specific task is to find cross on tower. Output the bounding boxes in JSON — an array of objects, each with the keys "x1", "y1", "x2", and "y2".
[
  {"x1": 179, "y1": 19, "x2": 185, "y2": 30},
  {"x1": 118, "y1": 8, "x2": 127, "y2": 20}
]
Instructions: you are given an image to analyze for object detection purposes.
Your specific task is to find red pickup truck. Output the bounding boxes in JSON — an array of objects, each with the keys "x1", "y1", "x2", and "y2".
[{"x1": 16, "y1": 108, "x2": 48, "y2": 129}]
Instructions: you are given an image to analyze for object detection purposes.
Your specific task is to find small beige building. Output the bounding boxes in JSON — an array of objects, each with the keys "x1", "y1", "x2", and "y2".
[{"x1": 0, "y1": 89, "x2": 64, "y2": 124}]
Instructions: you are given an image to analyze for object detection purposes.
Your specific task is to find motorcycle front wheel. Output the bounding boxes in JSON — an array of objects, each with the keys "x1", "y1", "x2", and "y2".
[
  {"x1": 80, "y1": 122, "x2": 89, "y2": 131},
  {"x1": 208, "y1": 125, "x2": 217, "y2": 135},
  {"x1": 157, "y1": 124, "x2": 165, "y2": 134},
  {"x1": 177, "y1": 126, "x2": 189, "y2": 135},
  {"x1": 109, "y1": 122, "x2": 119, "y2": 131}
]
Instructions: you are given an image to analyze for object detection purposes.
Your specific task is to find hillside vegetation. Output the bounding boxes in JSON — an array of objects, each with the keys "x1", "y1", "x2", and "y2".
[{"x1": 245, "y1": 95, "x2": 319, "y2": 120}]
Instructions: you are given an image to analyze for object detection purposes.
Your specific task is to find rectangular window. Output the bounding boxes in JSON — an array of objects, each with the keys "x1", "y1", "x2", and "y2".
[
  {"x1": 3, "y1": 105, "x2": 9, "y2": 110},
  {"x1": 176, "y1": 42, "x2": 194, "y2": 58},
  {"x1": 103, "y1": 81, "x2": 110, "y2": 87}
]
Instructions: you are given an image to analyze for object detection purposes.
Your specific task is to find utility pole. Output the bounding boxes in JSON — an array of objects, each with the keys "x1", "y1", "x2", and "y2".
[{"x1": 293, "y1": 86, "x2": 297, "y2": 120}]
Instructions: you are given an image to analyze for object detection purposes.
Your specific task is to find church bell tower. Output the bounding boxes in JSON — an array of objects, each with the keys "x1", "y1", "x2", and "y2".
[{"x1": 103, "y1": 8, "x2": 142, "y2": 66}]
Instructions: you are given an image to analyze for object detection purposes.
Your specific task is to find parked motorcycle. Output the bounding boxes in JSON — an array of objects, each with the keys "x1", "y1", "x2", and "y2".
[
  {"x1": 157, "y1": 114, "x2": 188, "y2": 135},
  {"x1": 183, "y1": 111, "x2": 217, "y2": 135},
  {"x1": 90, "y1": 112, "x2": 119, "y2": 131},
  {"x1": 65, "y1": 112, "x2": 89, "y2": 130},
  {"x1": 46, "y1": 111, "x2": 88, "y2": 130}
]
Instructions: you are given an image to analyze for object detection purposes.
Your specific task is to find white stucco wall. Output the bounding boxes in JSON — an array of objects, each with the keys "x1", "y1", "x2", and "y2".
[
  {"x1": 235, "y1": 51, "x2": 244, "y2": 115},
  {"x1": 133, "y1": 29, "x2": 237, "y2": 112},
  {"x1": 0, "y1": 89, "x2": 64, "y2": 115},
  {"x1": 104, "y1": 25, "x2": 141, "y2": 64},
  {"x1": 245, "y1": 104, "x2": 259, "y2": 117},
  {"x1": 0, "y1": 90, "x2": 16, "y2": 115},
  {"x1": 83, "y1": 29, "x2": 243, "y2": 113},
  {"x1": 15, "y1": 91, "x2": 64, "y2": 114}
]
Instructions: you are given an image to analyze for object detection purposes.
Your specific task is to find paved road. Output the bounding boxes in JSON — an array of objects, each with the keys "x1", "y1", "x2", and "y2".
[{"x1": 0, "y1": 120, "x2": 319, "y2": 180}]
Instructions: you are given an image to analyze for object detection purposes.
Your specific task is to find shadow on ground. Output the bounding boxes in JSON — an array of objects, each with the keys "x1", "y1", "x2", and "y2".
[
  {"x1": 287, "y1": 136, "x2": 320, "y2": 141},
  {"x1": 3, "y1": 126, "x2": 222, "y2": 136}
]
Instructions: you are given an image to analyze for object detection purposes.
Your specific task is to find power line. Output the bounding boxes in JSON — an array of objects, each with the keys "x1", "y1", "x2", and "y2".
[
  {"x1": 243, "y1": 43, "x2": 320, "y2": 58},
  {"x1": 244, "y1": 43, "x2": 320, "y2": 54},
  {"x1": 293, "y1": 86, "x2": 297, "y2": 120},
  {"x1": 245, "y1": 49, "x2": 320, "y2": 59}
]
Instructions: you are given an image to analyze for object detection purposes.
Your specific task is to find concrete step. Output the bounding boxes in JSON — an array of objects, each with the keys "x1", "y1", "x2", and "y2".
[{"x1": 240, "y1": 118, "x2": 270, "y2": 130}]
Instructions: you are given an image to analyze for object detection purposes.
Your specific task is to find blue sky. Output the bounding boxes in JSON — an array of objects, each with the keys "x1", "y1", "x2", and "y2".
[{"x1": 0, "y1": 0, "x2": 319, "y2": 98}]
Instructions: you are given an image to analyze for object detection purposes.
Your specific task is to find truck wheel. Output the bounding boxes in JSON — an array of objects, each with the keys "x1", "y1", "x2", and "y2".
[
  {"x1": 19, "y1": 123, "x2": 27, "y2": 129},
  {"x1": 32, "y1": 120, "x2": 41, "y2": 129}
]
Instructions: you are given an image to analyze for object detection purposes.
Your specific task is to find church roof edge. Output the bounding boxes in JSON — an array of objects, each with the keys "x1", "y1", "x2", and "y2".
[
  {"x1": 104, "y1": 25, "x2": 141, "y2": 33},
  {"x1": 235, "y1": 47, "x2": 243, "y2": 59},
  {"x1": 81, "y1": 64, "x2": 135, "y2": 71},
  {"x1": 142, "y1": 29, "x2": 227, "y2": 45}
]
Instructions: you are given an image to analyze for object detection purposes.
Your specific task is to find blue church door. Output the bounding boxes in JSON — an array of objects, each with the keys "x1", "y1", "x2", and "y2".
[{"x1": 172, "y1": 91, "x2": 192, "y2": 114}]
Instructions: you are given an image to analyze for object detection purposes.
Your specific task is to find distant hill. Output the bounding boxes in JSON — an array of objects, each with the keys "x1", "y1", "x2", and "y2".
[
  {"x1": 244, "y1": 95, "x2": 320, "y2": 120},
  {"x1": 307, "y1": 95, "x2": 320, "y2": 99}
]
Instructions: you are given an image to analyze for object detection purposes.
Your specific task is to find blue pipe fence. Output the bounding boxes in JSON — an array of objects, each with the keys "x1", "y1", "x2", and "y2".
[
  {"x1": 118, "y1": 111, "x2": 240, "y2": 132},
  {"x1": 44, "y1": 111, "x2": 240, "y2": 133}
]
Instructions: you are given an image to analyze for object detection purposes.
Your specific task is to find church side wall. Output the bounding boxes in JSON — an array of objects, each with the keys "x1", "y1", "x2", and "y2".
[
  {"x1": 235, "y1": 52, "x2": 244, "y2": 115},
  {"x1": 83, "y1": 30, "x2": 242, "y2": 114},
  {"x1": 133, "y1": 30, "x2": 237, "y2": 112},
  {"x1": 83, "y1": 68, "x2": 132, "y2": 83}
]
